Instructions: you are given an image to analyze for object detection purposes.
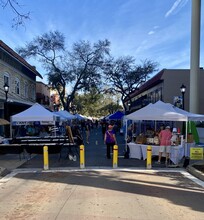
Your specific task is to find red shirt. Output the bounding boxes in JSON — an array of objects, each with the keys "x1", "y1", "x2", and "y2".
[{"x1": 159, "y1": 129, "x2": 172, "y2": 146}]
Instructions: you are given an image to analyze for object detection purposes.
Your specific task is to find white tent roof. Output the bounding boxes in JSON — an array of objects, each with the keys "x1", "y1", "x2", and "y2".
[
  {"x1": 54, "y1": 110, "x2": 76, "y2": 120},
  {"x1": 11, "y1": 103, "x2": 59, "y2": 123},
  {"x1": 125, "y1": 100, "x2": 204, "y2": 122}
]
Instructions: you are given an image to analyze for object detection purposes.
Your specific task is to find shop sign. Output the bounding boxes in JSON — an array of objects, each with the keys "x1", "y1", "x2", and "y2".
[{"x1": 190, "y1": 148, "x2": 203, "y2": 160}]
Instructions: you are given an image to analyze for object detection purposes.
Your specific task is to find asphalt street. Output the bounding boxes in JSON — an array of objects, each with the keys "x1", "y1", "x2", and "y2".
[{"x1": 18, "y1": 126, "x2": 165, "y2": 169}]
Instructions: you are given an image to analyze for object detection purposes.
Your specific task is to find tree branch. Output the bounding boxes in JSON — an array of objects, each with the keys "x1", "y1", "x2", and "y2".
[{"x1": 1, "y1": 0, "x2": 30, "y2": 28}]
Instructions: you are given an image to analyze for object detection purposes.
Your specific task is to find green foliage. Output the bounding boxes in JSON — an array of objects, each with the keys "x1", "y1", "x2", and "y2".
[{"x1": 73, "y1": 89, "x2": 122, "y2": 117}]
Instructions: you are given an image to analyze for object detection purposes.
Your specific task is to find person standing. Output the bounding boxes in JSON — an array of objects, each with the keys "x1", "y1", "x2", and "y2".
[
  {"x1": 158, "y1": 125, "x2": 172, "y2": 164},
  {"x1": 127, "y1": 124, "x2": 134, "y2": 143},
  {"x1": 101, "y1": 120, "x2": 107, "y2": 137},
  {"x1": 104, "y1": 124, "x2": 117, "y2": 159},
  {"x1": 85, "y1": 120, "x2": 90, "y2": 144}
]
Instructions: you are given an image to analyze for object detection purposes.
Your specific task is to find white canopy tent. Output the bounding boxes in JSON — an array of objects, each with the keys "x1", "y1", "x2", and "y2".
[
  {"x1": 11, "y1": 103, "x2": 60, "y2": 125},
  {"x1": 125, "y1": 101, "x2": 204, "y2": 122},
  {"x1": 125, "y1": 100, "x2": 204, "y2": 147},
  {"x1": 54, "y1": 110, "x2": 76, "y2": 120}
]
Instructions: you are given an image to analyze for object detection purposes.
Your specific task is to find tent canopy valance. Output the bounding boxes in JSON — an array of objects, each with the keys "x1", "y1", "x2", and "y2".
[{"x1": 125, "y1": 101, "x2": 204, "y2": 122}]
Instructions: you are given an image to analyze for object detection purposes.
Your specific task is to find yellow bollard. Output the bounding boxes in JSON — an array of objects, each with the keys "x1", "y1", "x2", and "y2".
[
  {"x1": 113, "y1": 145, "x2": 118, "y2": 168},
  {"x1": 146, "y1": 145, "x2": 152, "y2": 169},
  {"x1": 43, "y1": 145, "x2": 49, "y2": 170},
  {"x1": 80, "y1": 145, "x2": 85, "y2": 168}
]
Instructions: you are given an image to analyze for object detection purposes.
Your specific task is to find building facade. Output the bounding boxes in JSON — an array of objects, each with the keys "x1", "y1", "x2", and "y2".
[
  {"x1": 125, "y1": 69, "x2": 204, "y2": 114},
  {"x1": 0, "y1": 40, "x2": 42, "y2": 136},
  {"x1": 35, "y1": 81, "x2": 61, "y2": 111},
  {"x1": 36, "y1": 81, "x2": 51, "y2": 109}
]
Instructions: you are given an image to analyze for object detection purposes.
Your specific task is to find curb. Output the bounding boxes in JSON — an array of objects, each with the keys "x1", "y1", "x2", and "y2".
[
  {"x1": 0, "y1": 167, "x2": 10, "y2": 177},
  {"x1": 187, "y1": 164, "x2": 204, "y2": 182}
]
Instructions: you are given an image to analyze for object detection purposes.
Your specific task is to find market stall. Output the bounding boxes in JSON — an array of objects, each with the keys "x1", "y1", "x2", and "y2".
[
  {"x1": 125, "y1": 101, "x2": 204, "y2": 164},
  {"x1": 126, "y1": 101, "x2": 204, "y2": 122},
  {"x1": 11, "y1": 103, "x2": 60, "y2": 125},
  {"x1": 10, "y1": 103, "x2": 60, "y2": 137}
]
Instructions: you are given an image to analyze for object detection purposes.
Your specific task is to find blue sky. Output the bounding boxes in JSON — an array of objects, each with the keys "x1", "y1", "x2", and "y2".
[{"x1": 0, "y1": 0, "x2": 203, "y2": 82}]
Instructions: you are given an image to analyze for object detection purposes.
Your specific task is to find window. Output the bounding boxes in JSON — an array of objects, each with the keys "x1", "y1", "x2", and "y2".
[
  {"x1": 156, "y1": 88, "x2": 162, "y2": 101},
  {"x1": 24, "y1": 81, "x2": 28, "y2": 98},
  {"x1": 4, "y1": 73, "x2": 10, "y2": 86},
  {"x1": 15, "y1": 78, "x2": 20, "y2": 95},
  {"x1": 30, "y1": 84, "x2": 36, "y2": 100}
]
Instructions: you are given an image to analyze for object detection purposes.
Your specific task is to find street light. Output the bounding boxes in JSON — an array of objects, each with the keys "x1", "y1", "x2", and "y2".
[
  {"x1": 180, "y1": 84, "x2": 186, "y2": 138},
  {"x1": 4, "y1": 83, "x2": 9, "y2": 102},
  {"x1": 180, "y1": 84, "x2": 186, "y2": 110},
  {"x1": 127, "y1": 102, "x2": 131, "y2": 114},
  {"x1": 3, "y1": 83, "x2": 9, "y2": 137}
]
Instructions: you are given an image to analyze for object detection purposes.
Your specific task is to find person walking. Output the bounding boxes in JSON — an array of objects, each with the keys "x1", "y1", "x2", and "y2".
[
  {"x1": 157, "y1": 125, "x2": 172, "y2": 164},
  {"x1": 104, "y1": 124, "x2": 117, "y2": 159}
]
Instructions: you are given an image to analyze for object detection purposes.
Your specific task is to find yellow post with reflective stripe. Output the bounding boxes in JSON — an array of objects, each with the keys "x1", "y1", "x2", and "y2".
[
  {"x1": 80, "y1": 145, "x2": 85, "y2": 168},
  {"x1": 146, "y1": 145, "x2": 152, "y2": 169},
  {"x1": 113, "y1": 145, "x2": 118, "y2": 168},
  {"x1": 43, "y1": 145, "x2": 49, "y2": 170}
]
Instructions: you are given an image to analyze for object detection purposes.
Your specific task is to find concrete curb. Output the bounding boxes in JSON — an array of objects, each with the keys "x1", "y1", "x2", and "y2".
[
  {"x1": 187, "y1": 163, "x2": 204, "y2": 182},
  {"x1": 0, "y1": 155, "x2": 29, "y2": 178},
  {"x1": 0, "y1": 167, "x2": 10, "y2": 177}
]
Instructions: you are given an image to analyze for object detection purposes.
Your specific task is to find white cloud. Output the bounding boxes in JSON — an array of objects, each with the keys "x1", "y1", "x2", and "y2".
[
  {"x1": 153, "y1": 26, "x2": 159, "y2": 30},
  {"x1": 148, "y1": 31, "x2": 155, "y2": 35},
  {"x1": 165, "y1": 0, "x2": 189, "y2": 18},
  {"x1": 147, "y1": 26, "x2": 160, "y2": 36}
]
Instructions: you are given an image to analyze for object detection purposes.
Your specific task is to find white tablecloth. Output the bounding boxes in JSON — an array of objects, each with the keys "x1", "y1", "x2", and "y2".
[
  {"x1": 128, "y1": 142, "x2": 142, "y2": 159},
  {"x1": 128, "y1": 143, "x2": 184, "y2": 164},
  {"x1": 170, "y1": 145, "x2": 184, "y2": 164},
  {"x1": 141, "y1": 145, "x2": 160, "y2": 160}
]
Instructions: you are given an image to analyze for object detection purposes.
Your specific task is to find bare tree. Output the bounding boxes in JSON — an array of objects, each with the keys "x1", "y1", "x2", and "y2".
[
  {"x1": 0, "y1": 0, "x2": 30, "y2": 28},
  {"x1": 17, "y1": 31, "x2": 110, "y2": 110},
  {"x1": 66, "y1": 39, "x2": 110, "y2": 109},
  {"x1": 103, "y1": 56, "x2": 158, "y2": 110}
]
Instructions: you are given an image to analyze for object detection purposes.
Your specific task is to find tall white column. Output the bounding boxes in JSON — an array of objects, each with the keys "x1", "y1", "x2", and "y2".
[{"x1": 190, "y1": 0, "x2": 201, "y2": 113}]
